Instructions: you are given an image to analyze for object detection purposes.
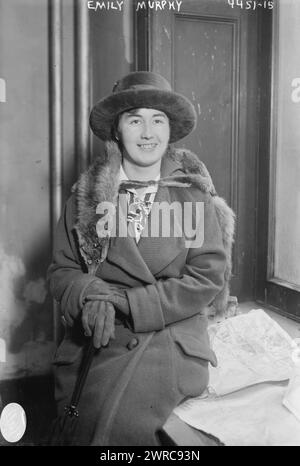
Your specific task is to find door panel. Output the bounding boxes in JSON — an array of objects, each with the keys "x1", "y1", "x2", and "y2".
[
  {"x1": 147, "y1": 0, "x2": 260, "y2": 301},
  {"x1": 173, "y1": 15, "x2": 235, "y2": 202}
]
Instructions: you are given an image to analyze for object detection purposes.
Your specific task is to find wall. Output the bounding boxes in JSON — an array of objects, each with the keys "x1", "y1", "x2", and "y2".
[
  {"x1": 0, "y1": 0, "x2": 53, "y2": 382},
  {"x1": 0, "y1": 0, "x2": 133, "y2": 384},
  {"x1": 0, "y1": 0, "x2": 135, "y2": 445}
]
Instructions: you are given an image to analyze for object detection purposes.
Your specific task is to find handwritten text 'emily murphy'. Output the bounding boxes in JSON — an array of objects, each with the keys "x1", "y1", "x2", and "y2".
[{"x1": 87, "y1": 1, "x2": 183, "y2": 13}]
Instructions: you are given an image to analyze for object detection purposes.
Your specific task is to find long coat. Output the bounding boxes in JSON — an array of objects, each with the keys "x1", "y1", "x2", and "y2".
[{"x1": 47, "y1": 146, "x2": 229, "y2": 446}]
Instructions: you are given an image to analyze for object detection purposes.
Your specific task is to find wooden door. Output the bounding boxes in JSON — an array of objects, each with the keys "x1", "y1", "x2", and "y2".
[{"x1": 136, "y1": 0, "x2": 262, "y2": 302}]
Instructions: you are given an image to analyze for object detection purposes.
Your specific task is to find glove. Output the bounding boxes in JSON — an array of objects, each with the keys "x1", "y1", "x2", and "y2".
[
  {"x1": 107, "y1": 288, "x2": 130, "y2": 315},
  {"x1": 82, "y1": 300, "x2": 115, "y2": 349},
  {"x1": 80, "y1": 279, "x2": 112, "y2": 307},
  {"x1": 83, "y1": 285, "x2": 130, "y2": 316}
]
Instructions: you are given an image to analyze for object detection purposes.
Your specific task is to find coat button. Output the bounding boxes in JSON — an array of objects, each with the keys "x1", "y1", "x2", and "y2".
[{"x1": 127, "y1": 338, "x2": 139, "y2": 351}]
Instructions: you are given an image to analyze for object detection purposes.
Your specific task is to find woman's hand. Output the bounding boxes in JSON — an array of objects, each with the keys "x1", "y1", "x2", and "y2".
[
  {"x1": 81, "y1": 300, "x2": 115, "y2": 349},
  {"x1": 83, "y1": 288, "x2": 130, "y2": 316}
]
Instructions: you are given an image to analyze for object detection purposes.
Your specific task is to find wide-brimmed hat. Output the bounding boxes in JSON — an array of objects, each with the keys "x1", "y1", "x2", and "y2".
[{"x1": 89, "y1": 71, "x2": 197, "y2": 143}]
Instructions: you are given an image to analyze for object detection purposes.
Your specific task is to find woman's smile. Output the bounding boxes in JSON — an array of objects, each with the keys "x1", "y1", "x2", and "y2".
[{"x1": 137, "y1": 143, "x2": 158, "y2": 151}]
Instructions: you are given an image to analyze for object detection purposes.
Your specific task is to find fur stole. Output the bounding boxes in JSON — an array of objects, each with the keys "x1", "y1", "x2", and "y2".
[{"x1": 72, "y1": 142, "x2": 235, "y2": 315}]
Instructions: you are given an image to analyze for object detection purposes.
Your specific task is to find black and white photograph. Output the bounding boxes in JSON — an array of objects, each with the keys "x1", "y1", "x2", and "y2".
[{"x1": 0, "y1": 0, "x2": 300, "y2": 449}]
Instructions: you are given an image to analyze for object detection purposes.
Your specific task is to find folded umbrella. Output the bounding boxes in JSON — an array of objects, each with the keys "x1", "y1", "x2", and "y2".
[{"x1": 46, "y1": 338, "x2": 96, "y2": 446}]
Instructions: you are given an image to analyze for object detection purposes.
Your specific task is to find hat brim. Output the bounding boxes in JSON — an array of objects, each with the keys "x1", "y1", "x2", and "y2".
[{"x1": 89, "y1": 88, "x2": 197, "y2": 143}]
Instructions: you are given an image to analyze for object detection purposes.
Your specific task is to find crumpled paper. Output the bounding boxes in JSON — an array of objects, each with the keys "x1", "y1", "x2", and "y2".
[
  {"x1": 207, "y1": 309, "x2": 295, "y2": 396},
  {"x1": 173, "y1": 310, "x2": 300, "y2": 446}
]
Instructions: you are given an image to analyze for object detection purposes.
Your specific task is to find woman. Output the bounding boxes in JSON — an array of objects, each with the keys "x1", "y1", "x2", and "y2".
[{"x1": 47, "y1": 71, "x2": 235, "y2": 446}]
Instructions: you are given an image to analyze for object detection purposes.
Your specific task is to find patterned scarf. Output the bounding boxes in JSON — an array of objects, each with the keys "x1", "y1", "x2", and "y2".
[{"x1": 126, "y1": 190, "x2": 156, "y2": 241}]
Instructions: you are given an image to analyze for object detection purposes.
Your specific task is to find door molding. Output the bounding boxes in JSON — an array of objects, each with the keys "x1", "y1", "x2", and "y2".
[{"x1": 255, "y1": 8, "x2": 300, "y2": 320}]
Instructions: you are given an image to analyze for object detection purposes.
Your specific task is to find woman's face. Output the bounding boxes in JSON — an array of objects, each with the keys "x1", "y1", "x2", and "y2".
[{"x1": 117, "y1": 108, "x2": 170, "y2": 168}]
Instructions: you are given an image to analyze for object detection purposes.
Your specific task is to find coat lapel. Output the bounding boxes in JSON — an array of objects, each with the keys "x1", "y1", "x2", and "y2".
[
  {"x1": 137, "y1": 184, "x2": 186, "y2": 276},
  {"x1": 105, "y1": 152, "x2": 187, "y2": 280},
  {"x1": 106, "y1": 236, "x2": 157, "y2": 284},
  {"x1": 137, "y1": 153, "x2": 187, "y2": 275}
]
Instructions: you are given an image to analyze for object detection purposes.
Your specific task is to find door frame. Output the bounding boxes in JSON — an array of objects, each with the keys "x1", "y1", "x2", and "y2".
[{"x1": 255, "y1": 7, "x2": 300, "y2": 321}]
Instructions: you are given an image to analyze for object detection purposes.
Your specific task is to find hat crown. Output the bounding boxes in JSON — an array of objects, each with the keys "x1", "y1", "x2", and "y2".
[
  {"x1": 112, "y1": 71, "x2": 172, "y2": 93},
  {"x1": 90, "y1": 71, "x2": 197, "y2": 142}
]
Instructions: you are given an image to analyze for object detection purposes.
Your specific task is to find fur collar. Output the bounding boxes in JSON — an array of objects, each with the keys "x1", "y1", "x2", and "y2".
[
  {"x1": 71, "y1": 142, "x2": 235, "y2": 314},
  {"x1": 71, "y1": 142, "x2": 217, "y2": 269}
]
